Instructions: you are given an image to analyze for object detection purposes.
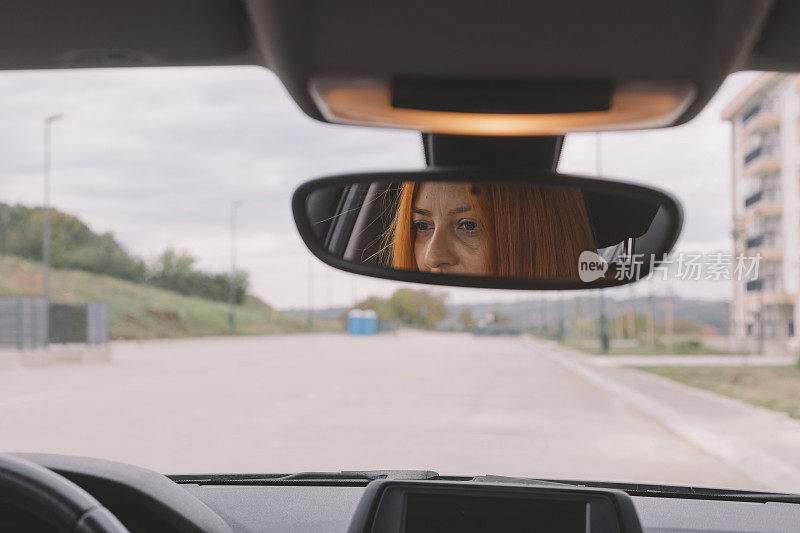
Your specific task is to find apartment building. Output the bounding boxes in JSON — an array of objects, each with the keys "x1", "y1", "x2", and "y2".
[{"x1": 723, "y1": 73, "x2": 800, "y2": 353}]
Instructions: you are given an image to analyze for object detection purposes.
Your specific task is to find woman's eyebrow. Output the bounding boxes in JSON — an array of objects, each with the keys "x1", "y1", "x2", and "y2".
[
  {"x1": 411, "y1": 206, "x2": 472, "y2": 216},
  {"x1": 447, "y1": 206, "x2": 472, "y2": 215}
]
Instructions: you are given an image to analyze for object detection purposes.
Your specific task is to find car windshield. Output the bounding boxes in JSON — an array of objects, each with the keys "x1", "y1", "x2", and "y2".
[{"x1": 2, "y1": 66, "x2": 800, "y2": 494}]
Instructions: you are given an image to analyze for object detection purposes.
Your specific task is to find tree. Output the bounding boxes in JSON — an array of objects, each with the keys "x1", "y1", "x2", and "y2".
[
  {"x1": 352, "y1": 288, "x2": 448, "y2": 329},
  {"x1": 146, "y1": 248, "x2": 249, "y2": 304},
  {"x1": 386, "y1": 288, "x2": 447, "y2": 329},
  {"x1": 0, "y1": 202, "x2": 251, "y2": 303},
  {"x1": 0, "y1": 203, "x2": 147, "y2": 282},
  {"x1": 491, "y1": 311, "x2": 513, "y2": 325},
  {"x1": 459, "y1": 309, "x2": 476, "y2": 331},
  {"x1": 354, "y1": 296, "x2": 392, "y2": 321}
]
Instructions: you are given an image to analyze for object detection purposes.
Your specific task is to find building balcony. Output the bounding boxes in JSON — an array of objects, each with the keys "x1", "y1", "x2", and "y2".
[
  {"x1": 742, "y1": 103, "x2": 761, "y2": 123},
  {"x1": 746, "y1": 201, "x2": 783, "y2": 218},
  {"x1": 742, "y1": 111, "x2": 780, "y2": 137},
  {"x1": 746, "y1": 234, "x2": 764, "y2": 248},
  {"x1": 745, "y1": 232, "x2": 783, "y2": 259},
  {"x1": 744, "y1": 151, "x2": 781, "y2": 176},
  {"x1": 744, "y1": 189, "x2": 762, "y2": 207},
  {"x1": 745, "y1": 291, "x2": 794, "y2": 306},
  {"x1": 744, "y1": 188, "x2": 781, "y2": 208},
  {"x1": 745, "y1": 145, "x2": 778, "y2": 164},
  {"x1": 759, "y1": 248, "x2": 784, "y2": 261}
]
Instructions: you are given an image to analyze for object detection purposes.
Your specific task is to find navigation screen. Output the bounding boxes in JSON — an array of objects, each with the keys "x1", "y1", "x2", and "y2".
[{"x1": 404, "y1": 493, "x2": 587, "y2": 533}]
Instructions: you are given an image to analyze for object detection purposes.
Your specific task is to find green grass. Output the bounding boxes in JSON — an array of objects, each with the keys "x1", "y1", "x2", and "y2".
[
  {"x1": 563, "y1": 338, "x2": 727, "y2": 356},
  {"x1": 0, "y1": 254, "x2": 340, "y2": 340},
  {"x1": 640, "y1": 365, "x2": 800, "y2": 420}
]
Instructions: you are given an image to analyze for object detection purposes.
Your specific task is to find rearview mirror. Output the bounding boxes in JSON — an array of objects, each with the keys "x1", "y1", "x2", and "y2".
[{"x1": 292, "y1": 169, "x2": 682, "y2": 289}]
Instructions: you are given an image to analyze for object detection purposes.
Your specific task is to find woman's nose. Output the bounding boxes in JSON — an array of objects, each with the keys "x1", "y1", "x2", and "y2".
[{"x1": 424, "y1": 228, "x2": 457, "y2": 270}]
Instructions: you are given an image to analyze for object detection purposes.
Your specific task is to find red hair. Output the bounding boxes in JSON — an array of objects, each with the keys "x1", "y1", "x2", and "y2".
[{"x1": 384, "y1": 182, "x2": 596, "y2": 280}]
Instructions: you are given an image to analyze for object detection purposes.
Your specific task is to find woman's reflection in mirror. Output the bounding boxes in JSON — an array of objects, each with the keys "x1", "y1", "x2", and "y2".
[{"x1": 382, "y1": 182, "x2": 597, "y2": 279}]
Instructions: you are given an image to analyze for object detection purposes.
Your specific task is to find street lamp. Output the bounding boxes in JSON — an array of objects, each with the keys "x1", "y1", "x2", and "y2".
[
  {"x1": 229, "y1": 200, "x2": 242, "y2": 334},
  {"x1": 43, "y1": 113, "x2": 63, "y2": 347},
  {"x1": 595, "y1": 132, "x2": 609, "y2": 353}
]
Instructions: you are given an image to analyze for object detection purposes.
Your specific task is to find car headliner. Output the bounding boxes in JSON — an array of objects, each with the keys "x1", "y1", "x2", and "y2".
[{"x1": 0, "y1": 1, "x2": 797, "y2": 129}]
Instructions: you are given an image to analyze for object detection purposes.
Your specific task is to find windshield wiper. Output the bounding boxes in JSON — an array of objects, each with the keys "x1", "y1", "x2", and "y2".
[
  {"x1": 169, "y1": 471, "x2": 800, "y2": 503},
  {"x1": 492, "y1": 477, "x2": 800, "y2": 504},
  {"x1": 170, "y1": 470, "x2": 450, "y2": 486}
]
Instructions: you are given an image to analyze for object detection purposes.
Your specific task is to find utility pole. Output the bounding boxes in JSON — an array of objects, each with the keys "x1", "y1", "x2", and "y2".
[
  {"x1": 557, "y1": 293, "x2": 564, "y2": 341},
  {"x1": 542, "y1": 295, "x2": 548, "y2": 336},
  {"x1": 628, "y1": 284, "x2": 637, "y2": 340},
  {"x1": 229, "y1": 200, "x2": 241, "y2": 334},
  {"x1": 307, "y1": 258, "x2": 314, "y2": 331},
  {"x1": 595, "y1": 133, "x2": 609, "y2": 353},
  {"x1": 647, "y1": 289, "x2": 656, "y2": 348},
  {"x1": 42, "y1": 114, "x2": 62, "y2": 347},
  {"x1": 758, "y1": 287, "x2": 765, "y2": 355},
  {"x1": 665, "y1": 283, "x2": 674, "y2": 353},
  {"x1": 614, "y1": 300, "x2": 624, "y2": 339},
  {"x1": 597, "y1": 290, "x2": 609, "y2": 353}
]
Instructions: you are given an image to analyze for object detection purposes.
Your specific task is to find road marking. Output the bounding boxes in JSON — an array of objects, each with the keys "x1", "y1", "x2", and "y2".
[{"x1": 0, "y1": 389, "x2": 73, "y2": 408}]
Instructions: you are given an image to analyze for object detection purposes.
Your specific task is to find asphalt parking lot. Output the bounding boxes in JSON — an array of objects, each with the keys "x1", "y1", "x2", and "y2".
[{"x1": 0, "y1": 331, "x2": 775, "y2": 489}]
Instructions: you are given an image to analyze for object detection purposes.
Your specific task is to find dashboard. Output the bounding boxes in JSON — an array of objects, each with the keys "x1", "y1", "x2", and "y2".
[
  {"x1": 2, "y1": 454, "x2": 800, "y2": 532},
  {"x1": 185, "y1": 484, "x2": 800, "y2": 533}
]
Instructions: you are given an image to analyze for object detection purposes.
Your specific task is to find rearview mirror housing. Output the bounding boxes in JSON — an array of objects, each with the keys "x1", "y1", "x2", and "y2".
[{"x1": 292, "y1": 168, "x2": 682, "y2": 290}]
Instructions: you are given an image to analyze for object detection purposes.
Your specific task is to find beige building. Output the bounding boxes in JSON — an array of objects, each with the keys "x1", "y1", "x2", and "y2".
[{"x1": 722, "y1": 73, "x2": 800, "y2": 353}]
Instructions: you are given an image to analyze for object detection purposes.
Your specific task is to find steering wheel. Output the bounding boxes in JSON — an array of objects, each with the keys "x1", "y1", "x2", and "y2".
[{"x1": 0, "y1": 454, "x2": 128, "y2": 532}]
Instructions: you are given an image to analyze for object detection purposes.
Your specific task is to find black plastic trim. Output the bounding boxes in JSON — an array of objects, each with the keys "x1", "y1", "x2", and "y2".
[{"x1": 423, "y1": 134, "x2": 563, "y2": 170}]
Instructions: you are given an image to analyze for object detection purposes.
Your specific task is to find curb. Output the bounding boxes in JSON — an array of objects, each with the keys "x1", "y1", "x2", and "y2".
[{"x1": 522, "y1": 337, "x2": 800, "y2": 492}]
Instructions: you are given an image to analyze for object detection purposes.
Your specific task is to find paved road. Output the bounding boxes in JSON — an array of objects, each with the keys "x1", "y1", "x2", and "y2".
[{"x1": 0, "y1": 332, "x2": 765, "y2": 489}]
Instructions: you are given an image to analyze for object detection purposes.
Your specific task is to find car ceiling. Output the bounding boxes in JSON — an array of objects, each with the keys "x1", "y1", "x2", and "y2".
[{"x1": 0, "y1": 0, "x2": 798, "y2": 129}]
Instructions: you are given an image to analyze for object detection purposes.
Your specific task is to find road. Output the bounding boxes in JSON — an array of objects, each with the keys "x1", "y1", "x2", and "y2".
[{"x1": 0, "y1": 332, "x2": 769, "y2": 489}]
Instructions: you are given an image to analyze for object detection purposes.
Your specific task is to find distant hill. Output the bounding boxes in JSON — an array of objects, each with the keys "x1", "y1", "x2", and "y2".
[
  {"x1": 0, "y1": 254, "x2": 338, "y2": 340},
  {"x1": 0, "y1": 202, "x2": 247, "y2": 303},
  {"x1": 0, "y1": 202, "x2": 145, "y2": 281},
  {"x1": 441, "y1": 295, "x2": 730, "y2": 334},
  {"x1": 291, "y1": 294, "x2": 730, "y2": 336}
]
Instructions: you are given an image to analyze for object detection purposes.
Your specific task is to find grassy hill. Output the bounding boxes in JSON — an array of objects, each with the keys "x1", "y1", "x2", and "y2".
[{"x1": 0, "y1": 254, "x2": 337, "y2": 340}]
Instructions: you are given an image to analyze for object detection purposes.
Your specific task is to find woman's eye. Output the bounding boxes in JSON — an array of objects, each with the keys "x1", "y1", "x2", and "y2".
[
  {"x1": 413, "y1": 220, "x2": 432, "y2": 233},
  {"x1": 458, "y1": 220, "x2": 479, "y2": 233}
]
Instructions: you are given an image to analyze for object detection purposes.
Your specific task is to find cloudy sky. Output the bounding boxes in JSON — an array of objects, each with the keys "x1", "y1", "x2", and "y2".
[{"x1": 0, "y1": 67, "x2": 759, "y2": 308}]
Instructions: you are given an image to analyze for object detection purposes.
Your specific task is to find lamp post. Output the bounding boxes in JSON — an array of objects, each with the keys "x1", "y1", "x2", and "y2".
[
  {"x1": 229, "y1": 201, "x2": 242, "y2": 334},
  {"x1": 43, "y1": 114, "x2": 62, "y2": 347},
  {"x1": 595, "y1": 132, "x2": 609, "y2": 353}
]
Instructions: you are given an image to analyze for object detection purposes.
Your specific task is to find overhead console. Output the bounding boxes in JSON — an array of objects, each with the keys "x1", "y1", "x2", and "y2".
[
  {"x1": 245, "y1": 0, "x2": 775, "y2": 132},
  {"x1": 347, "y1": 480, "x2": 643, "y2": 533}
]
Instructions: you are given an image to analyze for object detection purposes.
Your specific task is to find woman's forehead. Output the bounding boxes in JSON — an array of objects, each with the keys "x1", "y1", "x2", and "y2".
[{"x1": 413, "y1": 182, "x2": 471, "y2": 208}]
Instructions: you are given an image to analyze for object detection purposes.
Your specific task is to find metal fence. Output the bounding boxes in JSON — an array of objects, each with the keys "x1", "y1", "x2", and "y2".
[
  {"x1": 0, "y1": 298, "x2": 48, "y2": 349},
  {"x1": 86, "y1": 301, "x2": 110, "y2": 345},
  {"x1": 0, "y1": 298, "x2": 108, "y2": 349}
]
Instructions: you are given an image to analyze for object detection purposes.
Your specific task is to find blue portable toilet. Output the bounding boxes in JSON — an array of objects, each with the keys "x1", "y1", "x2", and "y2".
[{"x1": 348, "y1": 309, "x2": 378, "y2": 335}]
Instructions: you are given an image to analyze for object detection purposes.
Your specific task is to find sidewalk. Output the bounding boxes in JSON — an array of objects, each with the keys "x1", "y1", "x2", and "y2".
[{"x1": 523, "y1": 337, "x2": 800, "y2": 493}]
